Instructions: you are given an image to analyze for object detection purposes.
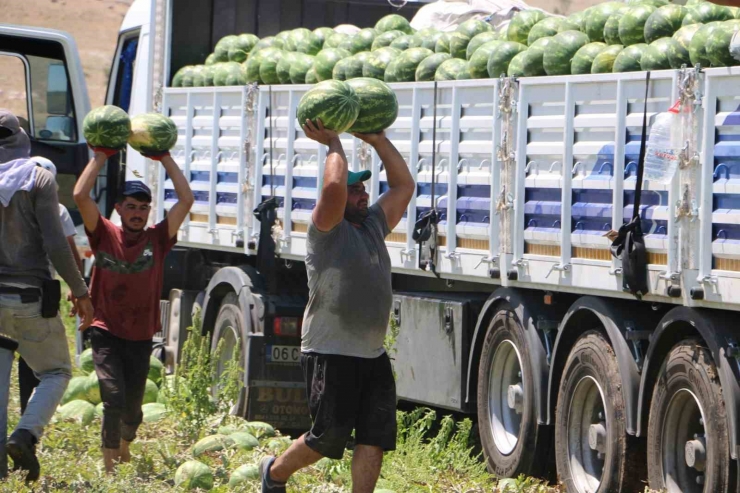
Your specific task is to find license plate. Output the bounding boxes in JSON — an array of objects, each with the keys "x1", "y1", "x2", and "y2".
[{"x1": 266, "y1": 345, "x2": 301, "y2": 364}]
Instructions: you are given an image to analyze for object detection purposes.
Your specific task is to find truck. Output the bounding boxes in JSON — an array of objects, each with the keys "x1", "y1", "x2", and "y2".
[{"x1": 3, "y1": 0, "x2": 740, "y2": 491}]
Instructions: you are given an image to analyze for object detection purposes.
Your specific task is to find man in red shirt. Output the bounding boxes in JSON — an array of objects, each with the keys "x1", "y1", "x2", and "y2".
[{"x1": 73, "y1": 148, "x2": 193, "y2": 472}]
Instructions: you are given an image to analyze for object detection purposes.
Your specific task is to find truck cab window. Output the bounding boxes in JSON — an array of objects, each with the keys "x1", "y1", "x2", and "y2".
[
  {"x1": 0, "y1": 54, "x2": 30, "y2": 130},
  {"x1": 27, "y1": 54, "x2": 76, "y2": 142}
]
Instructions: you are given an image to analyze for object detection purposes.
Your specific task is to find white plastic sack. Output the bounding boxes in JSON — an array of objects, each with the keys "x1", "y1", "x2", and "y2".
[
  {"x1": 334, "y1": 24, "x2": 361, "y2": 35},
  {"x1": 409, "y1": 0, "x2": 539, "y2": 32}
]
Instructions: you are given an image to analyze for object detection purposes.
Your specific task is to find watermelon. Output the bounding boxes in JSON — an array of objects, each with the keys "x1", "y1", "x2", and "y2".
[
  {"x1": 345, "y1": 78, "x2": 398, "y2": 133},
  {"x1": 83, "y1": 106, "x2": 131, "y2": 149},
  {"x1": 416, "y1": 27, "x2": 440, "y2": 39},
  {"x1": 94, "y1": 402, "x2": 104, "y2": 419},
  {"x1": 571, "y1": 42, "x2": 608, "y2": 74},
  {"x1": 325, "y1": 32, "x2": 349, "y2": 49},
  {"x1": 245, "y1": 421, "x2": 276, "y2": 438},
  {"x1": 245, "y1": 53, "x2": 263, "y2": 83},
  {"x1": 682, "y1": 2, "x2": 733, "y2": 26},
  {"x1": 172, "y1": 66, "x2": 197, "y2": 87},
  {"x1": 568, "y1": 11, "x2": 586, "y2": 32},
  {"x1": 188, "y1": 66, "x2": 206, "y2": 87},
  {"x1": 585, "y1": 2, "x2": 626, "y2": 43},
  {"x1": 629, "y1": 0, "x2": 668, "y2": 7},
  {"x1": 214, "y1": 35, "x2": 238, "y2": 63},
  {"x1": 313, "y1": 27, "x2": 334, "y2": 45},
  {"x1": 143, "y1": 379, "x2": 159, "y2": 404},
  {"x1": 507, "y1": 51, "x2": 528, "y2": 77},
  {"x1": 390, "y1": 34, "x2": 422, "y2": 51},
  {"x1": 293, "y1": 29, "x2": 322, "y2": 55},
  {"x1": 386, "y1": 47, "x2": 433, "y2": 82},
  {"x1": 129, "y1": 113, "x2": 177, "y2": 155},
  {"x1": 733, "y1": 6, "x2": 740, "y2": 19},
  {"x1": 276, "y1": 52, "x2": 298, "y2": 84},
  {"x1": 266, "y1": 437, "x2": 293, "y2": 453},
  {"x1": 528, "y1": 17, "x2": 570, "y2": 45},
  {"x1": 449, "y1": 32, "x2": 472, "y2": 59},
  {"x1": 469, "y1": 40, "x2": 504, "y2": 78},
  {"x1": 259, "y1": 50, "x2": 285, "y2": 84},
  {"x1": 641, "y1": 37, "x2": 674, "y2": 70},
  {"x1": 416, "y1": 53, "x2": 452, "y2": 81},
  {"x1": 79, "y1": 348, "x2": 94, "y2": 374},
  {"x1": 56, "y1": 400, "x2": 95, "y2": 426},
  {"x1": 305, "y1": 68, "x2": 319, "y2": 84},
  {"x1": 706, "y1": 19, "x2": 740, "y2": 67},
  {"x1": 372, "y1": 30, "x2": 404, "y2": 50},
  {"x1": 690, "y1": 22, "x2": 723, "y2": 67},
  {"x1": 277, "y1": 30, "x2": 293, "y2": 49},
  {"x1": 333, "y1": 56, "x2": 365, "y2": 81},
  {"x1": 84, "y1": 371, "x2": 101, "y2": 404},
  {"x1": 296, "y1": 79, "x2": 360, "y2": 133},
  {"x1": 314, "y1": 48, "x2": 351, "y2": 81},
  {"x1": 228, "y1": 34, "x2": 259, "y2": 63},
  {"x1": 230, "y1": 431, "x2": 260, "y2": 451},
  {"x1": 456, "y1": 65, "x2": 472, "y2": 80},
  {"x1": 669, "y1": 24, "x2": 701, "y2": 68},
  {"x1": 435, "y1": 33, "x2": 452, "y2": 54},
  {"x1": 375, "y1": 14, "x2": 413, "y2": 35},
  {"x1": 604, "y1": 14, "x2": 623, "y2": 45},
  {"x1": 521, "y1": 36, "x2": 553, "y2": 77},
  {"x1": 421, "y1": 31, "x2": 446, "y2": 51},
  {"x1": 507, "y1": 10, "x2": 547, "y2": 45},
  {"x1": 457, "y1": 18, "x2": 493, "y2": 39},
  {"x1": 205, "y1": 53, "x2": 217, "y2": 66},
  {"x1": 435, "y1": 58, "x2": 469, "y2": 81},
  {"x1": 362, "y1": 47, "x2": 401, "y2": 80},
  {"x1": 142, "y1": 402, "x2": 168, "y2": 422},
  {"x1": 613, "y1": 43, "x2": 649, "y2": 72},
  {"x1": 286, "y1": 54, "x2": 314, "y2": 84},
  {"x1": 192, "y1": 434, "x2": 235, "y2": 457},
  {"x1": 61, "y1": 375, "x2": 89, "y2": 405},
  {"x1": 644, "y1": 5, "x2": 688, "y2": 43},
  {"x1": 488, "y1": 41, "x2": 528, "y2": 78},
  {"x1": 619, "y1": 5, "x2": 656, "y2": 46},
  {"x1": 543, "y1": 30, "x2": 590, "y2": 76},
  {"x1": 466, "y1": 32, "x2": 499, "y2": 59},
  {"x1": 201, "y1": 65, "x2": 217, "y2": 86},
  {"x1": 213, "y1": 61, "x2": 246, "y2": 86},
  {"x1": 348, "y1": 28, "x2": 377, "y2": 54},
  {"x1": 591, "y1": 45, "x2": 624, "y2": 73},
  {"x1": 175, "y1": 460, "x2": 213, "y2": 491},
  {"x1": 229, "y1": 464, "x2": 260, "y2": 487}
]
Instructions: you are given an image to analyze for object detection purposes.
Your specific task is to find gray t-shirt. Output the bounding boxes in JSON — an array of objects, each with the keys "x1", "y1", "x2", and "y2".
[{"x1": 302, "y1": 203, "x2": 392, "y2": 358}]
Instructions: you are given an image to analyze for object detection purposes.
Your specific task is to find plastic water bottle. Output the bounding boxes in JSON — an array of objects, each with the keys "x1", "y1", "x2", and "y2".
[{"x1": 643, "y1": 104, "x2": 681, "y2": 185}]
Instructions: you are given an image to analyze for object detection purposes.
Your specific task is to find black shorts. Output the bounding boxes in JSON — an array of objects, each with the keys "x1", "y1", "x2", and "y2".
[{"x1": 301, "y1": 352, "x2": 397, "y2": 460}]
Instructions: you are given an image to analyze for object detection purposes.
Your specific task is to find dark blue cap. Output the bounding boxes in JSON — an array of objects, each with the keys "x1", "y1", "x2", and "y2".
[{"x1": 123, "y1": 180, "x2": 152, "y2": 199}]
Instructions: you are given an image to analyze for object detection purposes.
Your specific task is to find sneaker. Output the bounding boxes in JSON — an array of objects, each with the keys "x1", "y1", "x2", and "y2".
[
  {"x1": 259, "y1": 456, "x2": 286, "y2": 492},
  {"x1": 7, "y1": 429, "x2": 39, "y2": 481}
]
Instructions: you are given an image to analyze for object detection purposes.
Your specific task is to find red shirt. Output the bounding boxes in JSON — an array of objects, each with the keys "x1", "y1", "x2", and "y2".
[{"x1": 87, "y1": 215, "x2": 176, "y2": 341}]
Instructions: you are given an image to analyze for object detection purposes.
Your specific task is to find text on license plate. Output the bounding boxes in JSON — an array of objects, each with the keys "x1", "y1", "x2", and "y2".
[{"x1": 266, "y1": 345, "x2": 301, "y2": 364}]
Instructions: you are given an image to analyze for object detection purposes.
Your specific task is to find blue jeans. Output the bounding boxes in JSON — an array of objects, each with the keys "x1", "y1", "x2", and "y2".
[{"x1": 0, "y1": 295, "x2": 71, "y2": 476}]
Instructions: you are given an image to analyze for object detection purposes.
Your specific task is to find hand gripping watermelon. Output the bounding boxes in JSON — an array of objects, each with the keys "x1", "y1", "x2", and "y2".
[
  {"x1": 297, "y1": 80, "x2": 360, "y2": 133},
  {"x1": 346, "y1": 78, "x2": 398, "y2": 133},
  {"x1": 591, "y1": 45, "x2": 624, "y2": 73},
  {"x1": 669, "y1": 24, "x2": 701, "y2": 68},
  {"x1": 543, "y1": 30, "x2": 590, "y2": 76},
  {"x1": 416, "y1": 53, "x2": 452, "y2": 81},
  {"x1": 375, "y1": 14, "x2": 413, "y2": 34},
  {"x1": 488, "y1": 41, "x2": 528, "y2": 78},
  {"x1": 83, "y1": 105, "x2": 131, "y2": 149},
  {"x1": 644, "y1": 5, "x2": 688, "y2": 44},
  {"x1": 585, "y1": 2, "x2": 626, "y2": 43},
  {"x1": 434, "y1": 58, "x2": 469, "y2": 81},
  {"x1": 613, "y1": 43, "x2": 649, "y2": 72},
  {"x1": 363, "y1": 47, "x2": 401, "y2": 80},
  {"x1": 128, "y1": 113, "x2": 178, "y2": 154},
  {"x1": 372, "y1": 30, "x2": 405, "y2": 50},
  {"x1": 314, "y1": 48, "x2": 351, "y2": 81},
  {"x1": 619, "y1": 4, "x2": 656, "y2": 46},
  {"x1": 507, "y1": 10, "x2": 547, "y2": 45},
  {"x1": 640, "y1": 37, "x2": 674, "y2": 70},
  {"x1": 571, "y1": 42, "x2": 608, "y2": 74}
]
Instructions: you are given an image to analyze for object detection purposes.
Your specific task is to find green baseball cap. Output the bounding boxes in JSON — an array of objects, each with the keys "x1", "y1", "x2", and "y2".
[{"x1": 347, "y1": 170, "x2": 371, "y2": 186}]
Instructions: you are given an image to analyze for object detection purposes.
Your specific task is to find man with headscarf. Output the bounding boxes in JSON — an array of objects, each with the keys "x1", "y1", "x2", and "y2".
[{"x1": 0, "y1": 109, "x2": 94, "y2": 481}]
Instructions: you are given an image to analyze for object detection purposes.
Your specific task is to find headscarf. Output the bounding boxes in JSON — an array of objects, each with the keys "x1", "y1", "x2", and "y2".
[{"x1": 0, "y1": 109, "x2": 31, "y2": 163}]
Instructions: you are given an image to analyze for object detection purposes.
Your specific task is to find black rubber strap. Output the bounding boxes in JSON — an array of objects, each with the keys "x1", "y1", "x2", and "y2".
[{"x1": 633, "y1": 71, "x2": 651, "y2": 220}]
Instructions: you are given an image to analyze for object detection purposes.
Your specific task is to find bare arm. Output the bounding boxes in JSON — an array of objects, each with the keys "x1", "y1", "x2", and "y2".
[
  {"x1": 73, "y1": 152, "x2": 107, "y2": 233},
  {"x1": 157, "y1": 154, "x2": 195, "y2": 238},
  {"x1": 66, "y1": 236, "x2": 84, "y2": 275},
  {"x1": 305, "y1": 120, "x2": 348, "y2": 232},
  {"x1": 355, "y1": 132, "x2": 414, "y2": 231}
]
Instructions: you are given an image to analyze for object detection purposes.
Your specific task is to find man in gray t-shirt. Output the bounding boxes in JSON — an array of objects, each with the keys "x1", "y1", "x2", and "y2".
[{"x1": 261, "y1": 119, "x2": 414, "y2": 493}]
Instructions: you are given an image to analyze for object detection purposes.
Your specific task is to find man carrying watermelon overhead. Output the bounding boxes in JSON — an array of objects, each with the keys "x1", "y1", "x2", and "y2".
[
  {"x1": 260, "y1": 119, "x2": 415, "y2": 493},
  {"x1": 73, "y1": 115, "x2": 194, "y2": 473}
]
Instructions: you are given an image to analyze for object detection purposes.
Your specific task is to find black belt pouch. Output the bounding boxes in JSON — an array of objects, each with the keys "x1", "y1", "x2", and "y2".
[{"x1": 41, "y1": 279, "x2": 61, "y2": 318}]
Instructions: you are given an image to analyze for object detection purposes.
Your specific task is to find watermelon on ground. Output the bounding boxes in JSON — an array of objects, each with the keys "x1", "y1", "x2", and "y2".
[
  {"x1": 260, "y1": 50, "x2": 285, "y2": 84},
  {"x1": 372, "y1": 30, "x2": 404, "y2": 50},
  {"x1": 276, "y1": 52, "x2": 298, "y2": 84},
  {"x1": 521, "y1": 37, "x2": 554, "y2": 77},
  {"x1": 345, "y1": 78, "x2": 398, "y2": 133},
  {"x1": 56, "y1": 400, "x2": 95, "y2": 426},
  {"x1": 375, "y1": 14, "x2": 413, "y2": 34},
  {"x1": 466, "y1": 32, "x2": 499, "y2": 59},
  {"x1": 387, "y1": 47, "x2": 434, "y2": 82},
  {"x1": 129, "y1": 113, "x2": 177, "y2": 154},
  {"x1": 568, "y1": 11, "x2": 586, "y2": 32},
  {"x1": 213, "y1": 61, "x2": 246, "y2": 86},
  {"x1": 682, "y1": 2, "x2": 733, "y2": 26},
  {"x1": 571, "y1": 42, "x2": 608, "y2": 74},
  {"x1": 449, "y1": 32, "x2": 471, "y2": 59},
  {"x1": 457, "y1": 18, "x2": 493, "y2": 39},
  {"x1": 313, "y1": 27, "x2": 334, "y2": 46},
  {"x1": 591, "y1": 45, "x2": 624, "y2": 73},
  {"x1": 613, "y1": 43, "x2": 649, "y2": 72},
  {"x1": 83, "y1": 106, "x2": 131, "y2": 149},
  {"x1": 644, "y1": 5, "x2": 688, "y2": 44},
  {"x1": 143, "y1": 379, "x2": 159, "y2": 404},
  {"x1": 148, "y1": 356, "x2": 163, "y2": 385},
  {"x1": 435, "y1": 33, "x2": 452, "y2": 54},
  {"x1": 79, "y1": 348, "x2": 94, "y2": 374},
  {"x1": 690, "y1": 21, "x2": 723, "y2": 67},
  {"x1": 362, "y1": 47, "x2": 401, "y2": 80},
  {"x1": 619, "y1": 5, "x2": 656, "y2": 46},
  {"x1": 142, "y1": 402, "x2": 168, "y2": 423},
  {"x1": 245, "y1": 421, "x2": 276, "y2": 438},
  {"x1": 543, "y1": 30, "x2": 590, "y2": 76},
  {"x1": 228, "y1": 34, "x2": 259, "y2": 63},
  {"x1": 314, "y1": 48, "x2": 351, "y2": 81},
  {"x1": 61, "y1": 375, "x2": 89, "y2": 405},
  {"x1": 214, "y1": 35, "x2": 238, "y2": 63},
  {"x1": 585, "y1": 2, "x2": 626, "y2": 43},
  {"x1": 229, "y1": 464, "x2": 260, "y2": 486},
  {"x1": 325, "y1": 32, "x2": 349, "y2": 49},
  {"x1": 706, "y1": 19, "x2": 740, "y2": 67},
  {"x1": 390, "y1": 34, "x2": 422, "y2": 51},
  {"x1": 297, "y1": 79, "x2": 360, "y2": 133},
  {"x1": 416, "y1": 53, "x2": 452, "y2": 81},
  {"x1": 193, "y1": 434, "x2": 235, "y2": 457},
  {"x1": 641, "y1": 37, "x2": 674, "y2": 70},
  {"x1": 422, "y1": 32, "x2": 446, "y2": 51},
  {"x1": 507, "y1": 51, "x2": 528, "y2": 77},
  {"x1": 266, "y1": 437, "x2": 293, "y2": 453},
  {"x1": 669, "y1": 24, "x2": 701, "y2": 68},
  {"x1": 488, "y1": 41, "x2": 528, "y2": 78},
  {"x1": 84, "y1": 371, "x2": 101, "y2": 404},
  {"x1": 507, "y1": 10, "x2": 547, "y2": 45},
  {"x1": 435, "y1": 58, "x2": 469, "y2": 81},
  {"x1": 230, "y1": 431, "x2": 260, "y2": 450},
  {"x1": 528, "y1": 17, "x2": 572, "y2": 45},
  {"x1": 468, "y1": 40, "x2": 504, "y2": 78},
  {"x1": 175, "y1": 460, "x2": 214, "y2": 491},
  {"x1": 348, "y1": 28, "x2": 377, "y2": 54}
]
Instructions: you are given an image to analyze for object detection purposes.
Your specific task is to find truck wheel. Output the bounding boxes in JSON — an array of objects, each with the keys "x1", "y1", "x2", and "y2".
[
  {"x1": 555, "y1": 331, "x2": 644, "y2": 493},
  {"x1": 477, "y1": 306, "x2": 551, "y2": 478},
  {"x1": 647, "y1": 341, "x2": 732, "y2": 493},
  {"x1": 211, "y1": 292, "x2": 247, "y2": 415}
]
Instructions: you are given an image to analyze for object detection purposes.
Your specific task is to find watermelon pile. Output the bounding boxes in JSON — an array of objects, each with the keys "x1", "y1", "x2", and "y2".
[{"x1": 171, "y1": 2, "x2": 740, "y2": 89}]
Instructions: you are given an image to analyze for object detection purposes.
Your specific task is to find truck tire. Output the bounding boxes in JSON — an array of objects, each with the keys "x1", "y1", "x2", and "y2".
[
  {"x1": 555, "y1": 331, "x2": 645, "y2": 493},
  {"x1": 647, "y1": 340, "x2": 732, "y2": 493},
  {"x1": 477, "y1": 306, "x2": 551, "y2": 478},
  {"x1": 211, "y1": 292, "x2": 247, "y2": 416}
]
